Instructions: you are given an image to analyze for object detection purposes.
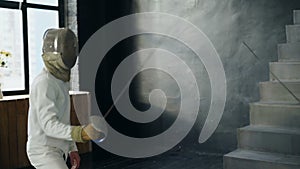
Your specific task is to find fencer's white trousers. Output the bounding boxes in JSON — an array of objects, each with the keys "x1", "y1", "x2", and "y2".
[{"x1": 27, "y1": 145, "x2": 68, "y2": 169}]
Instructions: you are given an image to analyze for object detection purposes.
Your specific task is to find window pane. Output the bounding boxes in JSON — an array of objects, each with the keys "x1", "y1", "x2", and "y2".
[
  {"x1": 3, "y1": 0, "x2": 23, "y2": 2},
  {"x1": 27, "y1": 0, "x2": 58, "y2": 6},
  {"x1": 0, "y1": 8, "x2": 25, "y2": 91},
  {"x1": 28, "y1": 8, "x2": 59, "y2": 86}
]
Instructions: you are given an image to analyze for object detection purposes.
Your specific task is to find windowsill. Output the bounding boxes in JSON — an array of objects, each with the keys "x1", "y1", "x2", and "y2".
[
  {"x1": 0, "y1": 91, "x2": 89, "y2": 101},
  {"x1": 0, "y1": 94, "x2": 29, "y2": 101}
]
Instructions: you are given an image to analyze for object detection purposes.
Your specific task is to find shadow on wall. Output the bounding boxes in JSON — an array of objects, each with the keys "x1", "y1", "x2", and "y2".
[
  {"x1": 131, "y1": 0, "x2": 300, "y2": 153},
  {"x1": 78, "y1": 0, "x2": 300, "y2": 154}
]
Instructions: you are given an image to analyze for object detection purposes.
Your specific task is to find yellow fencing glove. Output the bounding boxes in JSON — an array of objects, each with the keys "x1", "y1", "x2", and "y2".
[
  {"x1": 71, "y1": 126, "x2": 85, "y2": 143},
  {"x1": 71, "y1": 124, "x2": 103, "y2": 142},
  {"x1": 81, "y1": 124, "x2": 102, "y2": 141}
]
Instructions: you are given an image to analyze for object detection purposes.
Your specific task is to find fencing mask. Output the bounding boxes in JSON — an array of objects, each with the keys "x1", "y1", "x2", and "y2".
[{"x1": 42, "y1": 28, "x2": 78, "y2": 82}]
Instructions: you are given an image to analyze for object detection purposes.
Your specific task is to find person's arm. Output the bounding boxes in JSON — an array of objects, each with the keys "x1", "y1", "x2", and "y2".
[
  {"x1": 69, "y1": 141, "x2": 78, "y2": 152},
  {"x1": 69, "y1": 142, "x2": 80, "y2": 169},
  {"x1": 32, "y1": 79, "x2": 101, "y2": 142},
  {"x1": 69, "y1": 151, "x2": 80, "y2": 169},
  {"x1": 32, "y1": 80, "x2": 73, "y2": 140}
]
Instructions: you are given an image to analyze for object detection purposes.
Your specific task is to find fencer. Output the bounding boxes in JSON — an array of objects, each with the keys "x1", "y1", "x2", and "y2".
[{"x1": 27, "y1": 28, "x2": 101, "y2": 169}]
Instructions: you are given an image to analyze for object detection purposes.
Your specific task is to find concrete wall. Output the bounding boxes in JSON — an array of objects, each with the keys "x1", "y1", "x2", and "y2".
[
  {"x1": 131, "y1": 0, "x2": 300, "y2": 153},
  {"x1": 78, "y1": 0, "x2": 300, "y2": 154}
]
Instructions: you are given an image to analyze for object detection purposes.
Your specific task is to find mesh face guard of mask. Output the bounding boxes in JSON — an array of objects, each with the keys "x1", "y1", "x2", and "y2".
[{"x1": 42, "y1": 28, "x2": 78, "y2": 69}]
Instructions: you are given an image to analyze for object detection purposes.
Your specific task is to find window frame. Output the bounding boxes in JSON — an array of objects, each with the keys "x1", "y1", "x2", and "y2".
[{"x1": 0, "y1": 0, "x2": 65, "y2": 96}]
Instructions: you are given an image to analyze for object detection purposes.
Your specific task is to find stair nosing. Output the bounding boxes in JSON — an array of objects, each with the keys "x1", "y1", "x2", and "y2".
[
  {"x1": 270, "y1": 61, "x2": 300, "y2": 64},
  {"x1": 279, "y1": 59, "x2": 300, "y2": 62},
  {"x1": 239, "y1": 125, "x2": 300, "y2": 135},
  {"x1": 259, "y1": 81, "x2": 300, "y2": 85},
  {"x1": 270, "y1": 80, "x2": 300, "y2": 83},
  {"x1": 278, "y1": 42, "x2": 300, "y2": 46},
  {"x1": 225, "y1": 149, "x2": 300, "y2": 166},
  {"x1": 286, "y1": 24, "x2": 300, "y2": 26},
  {"x1": 251, "y1": 102, "x2": 300, "y2": 107}
]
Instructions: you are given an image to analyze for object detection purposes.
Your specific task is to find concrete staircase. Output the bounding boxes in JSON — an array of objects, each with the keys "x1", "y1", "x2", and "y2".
[{"x1": 224, "y1": 10, "x2": 300, "y2": 169}]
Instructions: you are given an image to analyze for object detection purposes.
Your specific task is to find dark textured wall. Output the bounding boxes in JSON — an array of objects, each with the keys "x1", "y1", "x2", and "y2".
[
  {"x1": 131, "y1": 0, "x2": 300, "y2": 153},
  {"x1": 78, "y1": 0, "x2": 300, "y2": 155}
]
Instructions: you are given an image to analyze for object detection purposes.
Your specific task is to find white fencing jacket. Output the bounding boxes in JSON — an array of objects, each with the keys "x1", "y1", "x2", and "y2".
[{"x1": 27, "y1": 68, "x2": 77, "y2": 154}]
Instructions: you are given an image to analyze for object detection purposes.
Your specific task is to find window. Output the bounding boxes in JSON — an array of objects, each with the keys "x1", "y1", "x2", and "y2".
[
  {"x1": 0, "y1": 8, "x2": 24, "y2": 91},
  {"x1": 0, "y1": 0, "x2": 64, "y2": 95}
]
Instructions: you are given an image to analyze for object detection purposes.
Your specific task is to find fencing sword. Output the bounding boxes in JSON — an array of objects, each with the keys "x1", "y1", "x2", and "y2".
[
  {"x1": 243, "y1": 41, "x2": 300, "y2": 104},
  {"x1": 103, "y1": 48, "x2": 155, "y2": 118},
  {"x1": 89, "y1": 43, "x2": 170, "y2": 144}
]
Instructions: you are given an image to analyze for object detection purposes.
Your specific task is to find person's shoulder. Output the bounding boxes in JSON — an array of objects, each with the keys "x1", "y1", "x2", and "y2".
[
  {"x1": 32, "y1": 71, "x2": 48, "y2": 83},
  {"x1": 31, "y1": 70, "x2": 57, "y2": 90}
]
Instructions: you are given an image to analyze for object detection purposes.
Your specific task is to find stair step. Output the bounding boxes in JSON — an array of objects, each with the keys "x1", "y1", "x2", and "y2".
[
  {"x1": 278, "y1": 43, "x2": 300, "y2": 61},
  {"x1": 224, "y1": 149, "x2": 300, "y2": 169},
  {"x1": 294, "y1": 10, "x2": 300, "y2": 24},
  {"x1": 259, "y1": 81, "x2": 300, "y2": 103},
  {"x1": 286, "y1": 25, "x2": 300, "y2": 43},
  {"x1": 270, "y1": 62, "x2": 300, "y2": 82},
  {"x1": 250, "y1": 102, "x2": 300, "y2": 128},
  {"x1": 238, "y1": 125, "x2": 300, "y2": 155}
]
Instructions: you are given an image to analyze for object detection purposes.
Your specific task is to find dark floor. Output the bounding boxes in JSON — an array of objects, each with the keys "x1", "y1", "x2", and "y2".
[
  {"x1": 79, "y1": 149, "x2": 223, "y2": 169},
  {"x1": 23, "y1": 149, "x2": 223, "y2": 169}
]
